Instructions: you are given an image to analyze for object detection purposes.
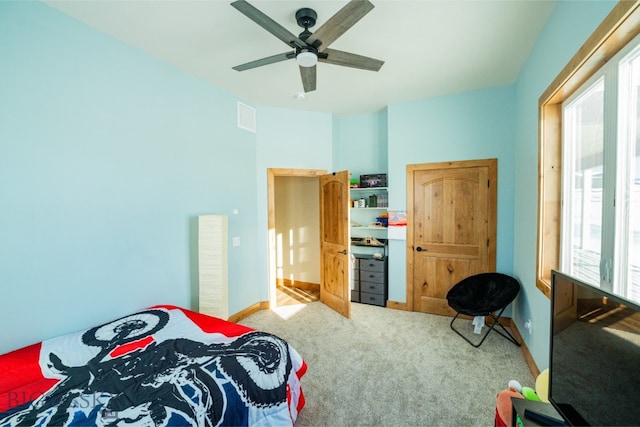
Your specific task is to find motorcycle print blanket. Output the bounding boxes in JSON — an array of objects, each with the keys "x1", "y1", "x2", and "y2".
[{"x1": 0, "y1": 305, "x2": 307, "y2": 426}]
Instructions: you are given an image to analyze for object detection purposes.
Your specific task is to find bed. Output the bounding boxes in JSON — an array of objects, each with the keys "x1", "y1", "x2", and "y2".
[{"x1": 0, "y1": 305, "x2": 306, "y2": 426}]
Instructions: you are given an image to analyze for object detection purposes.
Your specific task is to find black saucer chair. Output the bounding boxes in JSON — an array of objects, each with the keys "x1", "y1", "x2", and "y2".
[{"x1": 446, "y1": 272, "x2": 521, "y2": 348}]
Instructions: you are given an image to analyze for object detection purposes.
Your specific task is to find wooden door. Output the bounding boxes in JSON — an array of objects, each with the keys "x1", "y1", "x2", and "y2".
[
  {"x1": 319, "y1": 170, "x2": 351, "y2": 318},
  {"x1": 407, "y1": 159, "x2": 497, "y2": 315}
]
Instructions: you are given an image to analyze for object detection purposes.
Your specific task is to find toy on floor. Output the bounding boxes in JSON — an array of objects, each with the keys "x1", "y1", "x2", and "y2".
[
  {"x1": 508, "y1": 379, "x2": 522, "y2": 393},
  {"x1": 494, "y1": 369, "x2": 550, "y2": 427},
  {"x1": 521, "y1": 385, "x2": 541, "y2": 402},
  {"x1": 535, "y1": 368, "x2": 549, "y2": 403},
  {"x1": 495, "y1": 388, "x2": 524, "y2": 427}
]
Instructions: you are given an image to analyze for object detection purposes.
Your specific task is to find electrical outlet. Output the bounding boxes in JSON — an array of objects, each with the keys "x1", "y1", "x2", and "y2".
[{"x1": 524, "y1": 319, "x2": 532, "y2": 335}]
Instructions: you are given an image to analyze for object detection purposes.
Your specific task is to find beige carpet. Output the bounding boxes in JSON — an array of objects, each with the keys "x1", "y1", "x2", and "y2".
[{"x1": 239, "y1": 301, "x2": 534, "y2": 426}]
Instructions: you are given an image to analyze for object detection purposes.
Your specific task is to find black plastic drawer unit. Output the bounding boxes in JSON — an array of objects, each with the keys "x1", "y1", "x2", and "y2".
[
  {"x1": 359, "y1": 259, "x2": 385, "y2": 272},
  {"x1": 353, "y1": 256, "x2": 387, "y2": 307},
  {"x1": 360, "y1": 291, "x2": 385, "y2": 306}
]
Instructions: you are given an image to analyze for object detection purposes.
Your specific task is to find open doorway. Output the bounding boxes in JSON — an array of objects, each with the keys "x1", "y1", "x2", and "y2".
[{"x1": 267, "y1": 168, "x2": 325, "y2": 308}]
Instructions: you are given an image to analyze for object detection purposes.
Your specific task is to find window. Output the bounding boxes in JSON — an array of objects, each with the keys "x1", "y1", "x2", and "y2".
[
  {"x1": 559, "y1": 39, "x2": 640, "y2": 303},
  {"x1": 562, "y1": 77, "x2": 604, "y2": 287},
  {"x1": 537, "y1": 2, "x2": 640, "y2": 299},
  {"x1": 616, "y1": 43, "x2": 640, "y2": 301}
]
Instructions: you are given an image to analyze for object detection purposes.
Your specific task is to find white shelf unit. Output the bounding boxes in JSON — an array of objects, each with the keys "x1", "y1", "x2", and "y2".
[{"x1": 350, "y1": 187, "x2": 388, "y2": 256}]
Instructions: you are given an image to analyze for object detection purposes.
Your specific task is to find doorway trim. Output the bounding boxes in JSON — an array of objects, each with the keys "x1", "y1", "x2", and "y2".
[{"x1": 267, "y1": 168, "x2": 327, "y2": 308}]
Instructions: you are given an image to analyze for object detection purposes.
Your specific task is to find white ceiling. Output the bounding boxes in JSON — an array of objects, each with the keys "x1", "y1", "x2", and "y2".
[{"x1": 44, "y1": 0, "x2": 556, "y2": 116}]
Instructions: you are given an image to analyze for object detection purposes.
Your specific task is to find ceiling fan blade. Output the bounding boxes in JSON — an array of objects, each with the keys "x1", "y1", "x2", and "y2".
[
  {"x1": 231, "y1": 0, "x2": 307, "y2": 49},
  {"x1": 299, "y1": 66, "x2": 317, "y2": 93},
  {"x1": 319, "y1": 48, "x2": 384, "y2": 71},
  {"x1": 233, "y1": 51, "x2": 295, "y2": 71},
  {"x1": 305, "y1": 0, "x2": 374, "y2": 51}
]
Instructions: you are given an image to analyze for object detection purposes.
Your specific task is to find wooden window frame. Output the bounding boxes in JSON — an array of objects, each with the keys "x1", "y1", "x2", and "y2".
[{"x1": 536, "y1": 1, "x2": 640, "y2": 297}]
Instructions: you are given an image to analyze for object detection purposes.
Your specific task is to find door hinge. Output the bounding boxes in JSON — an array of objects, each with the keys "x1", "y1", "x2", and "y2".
[
  {"x1": 488, "y1": 180, "x2": 490, "y2": 188},
  {"x1": 487, "y1": 238, "x2": 490, "y2": 247}
]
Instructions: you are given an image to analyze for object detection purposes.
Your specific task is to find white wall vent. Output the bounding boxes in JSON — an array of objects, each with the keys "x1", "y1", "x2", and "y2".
[
  {"x1": 237, "y1": 101, "x2": 256, "y2": 133},
  {"x1": 198, "y1": 214, "x2": 229, "y2": 320}
]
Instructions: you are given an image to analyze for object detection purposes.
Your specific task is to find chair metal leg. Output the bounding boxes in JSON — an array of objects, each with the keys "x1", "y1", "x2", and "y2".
[{"x1": 449, "y1": 308, "x2": 521, "y2": 348}]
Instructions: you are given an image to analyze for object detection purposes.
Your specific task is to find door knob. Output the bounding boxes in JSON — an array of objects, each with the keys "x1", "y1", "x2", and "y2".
[
  {"x1": 337, "y1": 249, "x2": 348, "y2": 254},
  {"x1": 416, "y1": 246, "x2": 423, "y2": 252}
]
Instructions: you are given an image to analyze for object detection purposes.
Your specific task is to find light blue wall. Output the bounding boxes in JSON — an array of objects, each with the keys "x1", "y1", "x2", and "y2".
[
  {"x1": 512, "y1": 0, "x2": 616, "y2": 369},
  {"x1": 0, "y1": 1, "x2": 259, "y2": 353},
  {"x1": 386, "y1": 85, "x2": 517, "y2": 301},
  {"x1": 333, "y1": 111, "x2": 388, "y2": 178}
]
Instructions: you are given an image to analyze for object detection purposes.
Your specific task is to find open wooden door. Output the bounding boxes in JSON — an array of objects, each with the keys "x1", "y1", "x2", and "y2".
[{"x1": 319, "y1": 170, "x2": 351, "y2": 318}]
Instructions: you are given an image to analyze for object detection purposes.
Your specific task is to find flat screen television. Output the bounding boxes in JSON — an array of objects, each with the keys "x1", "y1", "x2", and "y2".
[{"x1": 549, "y1": 270, "x2": 640, "y2": 426}]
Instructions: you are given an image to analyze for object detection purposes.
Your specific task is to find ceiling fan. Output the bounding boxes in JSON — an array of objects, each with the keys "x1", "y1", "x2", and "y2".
[{"x1": 231, "y1": 0, "x2": 384, "y2": 93}]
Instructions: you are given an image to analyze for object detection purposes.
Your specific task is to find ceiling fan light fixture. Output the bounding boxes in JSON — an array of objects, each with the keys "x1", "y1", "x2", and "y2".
[{"x1": 296, "y1": 50, "x2": 317, "y2": 67}]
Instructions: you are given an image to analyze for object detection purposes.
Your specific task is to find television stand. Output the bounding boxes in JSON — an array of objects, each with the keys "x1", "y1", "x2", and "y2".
[{"x1": 511, "y1": 398, "x2": 566, "y2": 427}]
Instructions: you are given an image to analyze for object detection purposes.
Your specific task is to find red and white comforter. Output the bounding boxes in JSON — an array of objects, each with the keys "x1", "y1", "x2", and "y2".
[{"x1": 0, "y1": 305, "x2": 306, "y2": 426}]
